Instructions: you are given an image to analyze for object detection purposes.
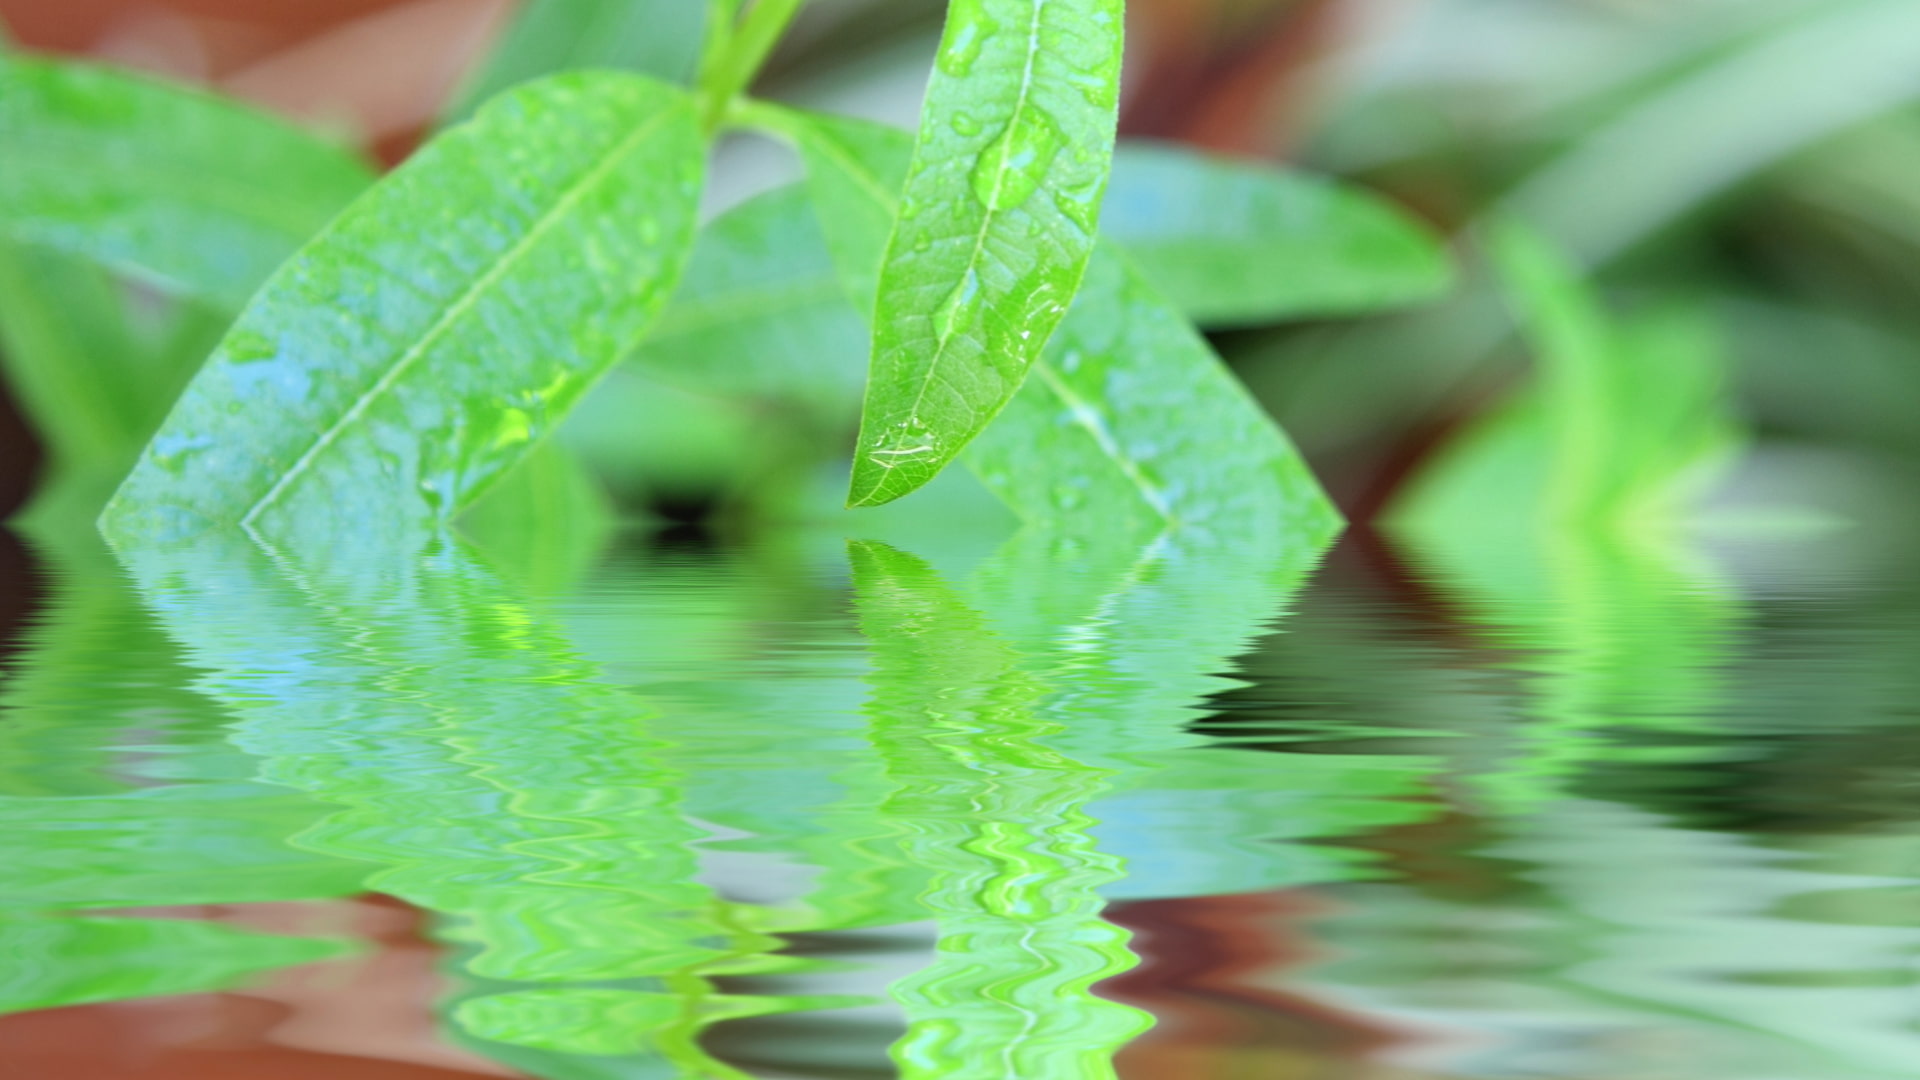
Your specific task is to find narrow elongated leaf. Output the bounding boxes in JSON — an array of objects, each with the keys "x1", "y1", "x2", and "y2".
[
  {"x1": 848, "y1": 0, "x2": 1124, "y2": 507},
  {"x1": 1099, "y1": 141, "x2": 1452, "y2": 327},
  {"x1": 968, "y1": 244, "x2": 1341, "y2": 545},
  {"x1": 757, "y1": 106, "x2": 1340, "y2": 539},
  {"x1": 101, "y1": 73, "x2": 705, "y2": 549},
  {"x1": 0, "y1": 58, "x2": 373, "y2": 308},
  {"x1": 443, "y1": 0, "x2": 709, "y2": 123}
]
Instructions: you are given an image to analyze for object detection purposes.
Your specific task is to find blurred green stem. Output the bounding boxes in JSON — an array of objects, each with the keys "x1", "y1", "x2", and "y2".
[{"x1": 699, "y1": 0, "x2": 806, "y2": 134}]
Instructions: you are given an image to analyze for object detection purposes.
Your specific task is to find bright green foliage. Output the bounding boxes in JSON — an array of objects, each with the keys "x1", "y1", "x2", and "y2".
[
  {"x1": 0, "y1": 913, "x2": 349, "y2": 1013},
  {"x1": 745, "y1": 106, "x2": 1343, "y2": 538},
  {"x1": 100, "y1": 73, "x2": 705, "y2": 549},
  {"x1": 1101, "y1": 142, "x2": 1452, "y2": 327},
  {"x1": 442, "y1": 0, "x2": 709, "y2": 122},
  {"x1": 0, "y1": 58, "x2": 373, "y2": 308},
  {"x1": 631, "y1": 184, "x2": 867, "y2": 423},
  {"x1": 1391, "y1": 225, "x2": 1740, "y2": 535},
  {"x1": 848, "y1": 540, "x2": 1153, "y2": 1078},
  {"x1": 969, "y1": 243, "x2": 1341, "y2": 542},
  {"x1": 848, "y1": 0, "x2": 1125, "y2": 507}
]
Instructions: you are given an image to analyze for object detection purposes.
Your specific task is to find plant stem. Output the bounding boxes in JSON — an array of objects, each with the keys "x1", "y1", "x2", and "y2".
[{"x1": 698, "y1": 0, "x2": 807, "y2": 134}]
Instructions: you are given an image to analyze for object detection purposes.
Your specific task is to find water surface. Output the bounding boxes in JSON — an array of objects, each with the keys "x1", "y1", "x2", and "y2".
[{"x1": 0, "y1": 520, "x2": 1915, "y2": 1079}]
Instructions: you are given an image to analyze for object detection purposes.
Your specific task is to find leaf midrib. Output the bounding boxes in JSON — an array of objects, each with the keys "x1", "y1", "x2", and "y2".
[
  {"x1": 856, "y1": 0, "x2": 1051, "y2": 505},
  {"x1": 241, "y1": 101, "x2": 681, "y2": 529},
  {"x1": 817, "y1": 104, "x2": 1172, "y2": 525}
]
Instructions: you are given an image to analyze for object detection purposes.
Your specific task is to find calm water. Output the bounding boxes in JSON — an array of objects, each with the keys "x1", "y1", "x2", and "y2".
[{"x1": 1, "y1": 517, "x2": 1917, "y2": 1079}]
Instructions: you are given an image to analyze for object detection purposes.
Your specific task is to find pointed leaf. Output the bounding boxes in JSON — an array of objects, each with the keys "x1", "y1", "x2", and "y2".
[
  {"x1": 847, "y1": 0, "x2": 1124, "y2": 507},
  {"x1": 443, "y1": 0, "x2": 709, "y2": 123},
  {"x1": 0, "y1": 58, "x2": 374, "y2": 308},
  {"x1": 967, "y1": 243, "x2": 1341, "y2": 545},
  {"x1": 753, "y1": 107, "x2": 1340, "y2": 539},
  {"x1": 101, "y1": 73, "x2": 706, "y2": 549},
  {"x1": 1099, "y1": 141, "x2": 1453, "y2": 327}
]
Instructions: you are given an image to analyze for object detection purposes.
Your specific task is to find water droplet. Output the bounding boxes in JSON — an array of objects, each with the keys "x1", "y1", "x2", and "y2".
[
  {"x1": 933, "y1": 270, "x2": 982, "y2": 343},
  {"x1": 490, "y1": 407, "x2": 534, "y2": 450},
  {"x1": 969, "y1": 109, "x2": 1065, "y2": 211},
  {"x1": 951, "y1": 111, "x2": 982, "y2": 137},
  {"x1": 224, "y1": 330, "x2": 276, "y2": 364},
  {"x1": 866, "y1": 415, "x2": 937, "y2": 469},
  {"x1": 1065, "y1": 69, "x2": 1119, "y2": 110},
  {"x1": 900, "y1": 197, "x2": 923, "y2": 221},
  {"x1": 1052, "y1": 177, "x2": 1104, "y2": 237},
  {"x1": 937, "y1": 1, "x2": 996, "y2": 77},
  {"x1": 913, "y1": 234, "x2": 932, "y2": 254}
]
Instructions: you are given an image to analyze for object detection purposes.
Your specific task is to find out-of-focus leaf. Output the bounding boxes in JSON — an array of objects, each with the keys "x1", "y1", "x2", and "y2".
[
  {"x1": 102, "y1": 73, "x2": 705, "y2": 550},
  {"x1": 969, "y1": 244, "x2": 1341, "y2": 543},
  {"x1": 0, "y1": 58, "x2": 373, "y2": 308},
  {"x1": 758, "y1": 107, "x2": 917, "y2": 315},
  {"x1": 443, "y1": 0, "x2": 710, "y2": 123},
  {"x1": 1499, "y1": 0, "x2": 1920, "y2": 264},
  {"x1": 0, "y1": 913, "x2": 349, "y2": 1013},
  {"x1": 632, "y1": 184, "x2": 866, "y2": 424},
  {"x1": 1098, "y1": 142, "x2": 1452, "y2": 327},
  {"x1": 458, "y1": 440, "x2": 615, "y2": 596},
  {"x1": 1391, "y1": 226, "x2": 1741, "y2": 534},
  {"x1": 848, "y1": 0, "x2": 1124, "y2": 507}
]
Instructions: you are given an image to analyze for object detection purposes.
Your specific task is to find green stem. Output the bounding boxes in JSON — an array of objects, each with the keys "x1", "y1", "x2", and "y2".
[{"x1": 698, "y1": 0, "x2": 807, "y2": 134}]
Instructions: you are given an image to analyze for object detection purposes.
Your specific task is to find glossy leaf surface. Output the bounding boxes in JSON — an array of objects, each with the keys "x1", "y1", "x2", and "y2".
[
  {"x1": 443, "y1": 0, "x2": 708, "y2": 122},
  {"x1": 101, "y1": 73, "x2": 705, "y2": 549},
  {"x1": 968, "y1": 244, "x2": 1341, "y2": 543},
  {"x1": 848, "y1": 0, "x2": 1124, "y2": 507},
  {"x1": 1100, "y1": 142, "x2": 1453, "y2": 327},
  {"x1": 760, "y1": 107, "x2": 1340, "y2": 538},
  {"x1": 0, "y1": 58, "x2": 373, "y2": 308}
]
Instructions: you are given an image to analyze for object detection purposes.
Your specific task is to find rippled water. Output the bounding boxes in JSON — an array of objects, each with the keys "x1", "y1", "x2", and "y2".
[{"x1": 1, "y1": 518, "x2": 1916, "y2": 1079}]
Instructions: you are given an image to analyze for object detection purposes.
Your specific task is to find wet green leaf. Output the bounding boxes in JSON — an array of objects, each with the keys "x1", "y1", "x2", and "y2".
[
  {"x1": 1100, "y1": 141, "x2": 1453, "y2": 327},
  {"x1": 0, "y1": 58, "x2": 373, "y2": 308},
  {"x1": 749, "y1": 107, "x2": 1340, "y2": 539},
  {"x1": 443, "y1": 0, "x2": 709, "y2": 123},
  {"x1": 968, "y1": 244, "x2": 1342, "y2": 543},
  {"x1": 101, "y1": 73, "x2": 706, "y2": 550},
  {"x1": 847, "y1": 0, "x2": 1124, "y2": 507}
]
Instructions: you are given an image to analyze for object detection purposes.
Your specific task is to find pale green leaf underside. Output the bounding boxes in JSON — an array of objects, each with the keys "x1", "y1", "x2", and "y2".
[
  {"x1": 101, "y1": 72, "x2": 705, "y2": 550},
  {"x1": 848, "y1": 0, "x2": 1124, "y2": 507},
  {"x1": 442, "y1": 0, "x2": 708, "y2": 124},
  {"x1": 0, "y1": 58, "x2": 374, "y2": 309},
  {"x1": 766, "y1": 107, "x2": 1340, "y2": 537},
  {"x1": 1101, "y1": 141, "x2": 1453, "y2": 327}
]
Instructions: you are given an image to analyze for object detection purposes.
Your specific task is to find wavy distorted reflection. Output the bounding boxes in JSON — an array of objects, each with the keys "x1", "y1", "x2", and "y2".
[{"x1": 0, "y1": 516, "x2": 1917, "y2": 1079}]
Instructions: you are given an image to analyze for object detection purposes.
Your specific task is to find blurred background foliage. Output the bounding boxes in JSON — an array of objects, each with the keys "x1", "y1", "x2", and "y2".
[{"x1": 0, "y1": 0, "x2": 1916, "y2": 544}]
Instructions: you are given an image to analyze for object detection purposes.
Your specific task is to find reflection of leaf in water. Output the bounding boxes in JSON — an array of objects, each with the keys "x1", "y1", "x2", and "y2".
[
  {"x1": 0, "y1": 912, "x2": 350, "y2": 1013},
  {"x1": 848, "y1": 539, "x2": 1151, "y2": 1079},
  {"x1": 0, "y1": 529, "x2": 368, "y2": 1010},
  {"x1": 114, "y1": 534, "x2": 836, "y2": 1075}
]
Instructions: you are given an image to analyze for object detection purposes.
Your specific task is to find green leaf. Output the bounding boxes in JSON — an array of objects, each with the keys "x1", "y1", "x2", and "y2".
[
  {"x1": 1390, "y1": 225, "x2": 1741, "y2": 534},
  {"x1": 631, "y1": 184, "x2": 866, "y2": 423},
  {"x1": 101, "y1": 73, "x2": 706, "y2": 550},
  {"x1": 747, "y1": 106, "x2": 1340, "y2": 541},
  {"x1": 0, "y1": 58, "x2": 374, "y2": 308},
  {"x1": 443, "y1": 0, "x2": 709, "y2": 123},
  {"x1": 847, "y1": 0, "x2": 1124, "y2": 507},
  {"x1": 967, "y1": 243, "x2": 1342, "y2": 545},
  {"x1": 1099, "y1": 141, "x2": 1453, "y2": 327}
]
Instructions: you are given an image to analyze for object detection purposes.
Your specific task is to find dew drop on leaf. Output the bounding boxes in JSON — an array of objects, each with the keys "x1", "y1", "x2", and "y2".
[
  {"x1": 865, "y1": 415, "x2": 937, "y2": 469},
  {"x1": 937, "y1": 0, "x2": 996, "y2": 77},
  {"x1": 934, "y1": 269, "x2": 982, "y2": 343},
  {"x1": 951, "y1": 111, "x2": 982, "y2": 137},
  {"x1": 969, "y1": 109, "x2": 1065, "y2": 211}
]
